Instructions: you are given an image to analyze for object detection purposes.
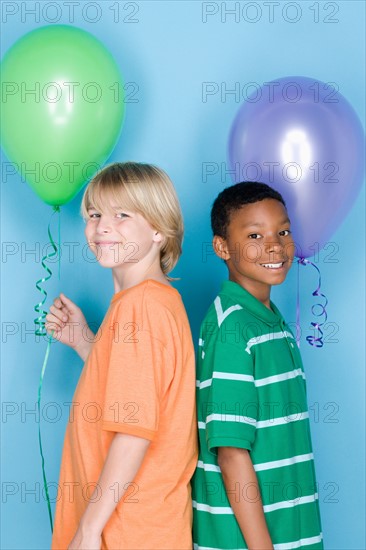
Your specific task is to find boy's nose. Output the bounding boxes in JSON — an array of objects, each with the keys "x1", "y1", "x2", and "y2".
[
  {"x1": 96, "y1": 215, "x2": 112, "y2": 233},
  {"x1": 265, "y1": 239, "x2": 283, "y2": 253}
]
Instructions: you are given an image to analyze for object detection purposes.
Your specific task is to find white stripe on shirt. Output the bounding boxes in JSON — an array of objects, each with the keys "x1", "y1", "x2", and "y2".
[
  {"x1": 192, "y1": 500, "x2": 233, "y2": 515},
  {"x1": 263, "y1": 493, "x2": 319, "y2": 513},
  {"x1": 214, "y1": 296, "x2": 243, "y2": 328},
  {"x1": 196, "y1": 371, "x2": 254, "y2": 390},
  {"x1": 273, "y1": 533, "x2": 323, "y2": 549},
  {"x1": 196, "y1": 460, "x2": 221, "y2": 473},
  {"x1": 193, "y1": 533, "x2": 323, "y2": 550},
  {"x1": 193, "y1": 492, "x2": 319, "y2": 515},
  {"x1": 256, "y1": 411, "x2": 309, "y2": 429},
  {"x1": 198, "y1": 412, "x2": 308, "y2": 430},
  {"x1": 206, "y1": 413, "x2": 257, "y2": 426},
  {"x1": 196, "y1": 369, "x2": 304, "y2": 390},
  {"x1": 253, "y1": 453, "x2": 314, "y2": 472},
  {"x1": 245, "y1": 331, "x2": 295, "y2": 354},
  {"x1": 255, "y1": 368, "x2": 305, "y2": 387},
  {"x1": 196, "y1": 453, "x2": 314, "y2": 474}
]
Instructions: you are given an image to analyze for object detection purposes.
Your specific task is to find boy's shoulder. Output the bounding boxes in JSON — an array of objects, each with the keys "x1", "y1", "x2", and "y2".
[
  {"x1": 202, "y1": 280, "x2": 267, "y2": 328},
  {"x1": 200, "y1": 280, "x2": 288, "y2": 345},
  {"x1": 202, "y1": 288, "x2": 249, "y2": 330},
  {"x1": 112, "y1": 279, "x2": 182, "y2": 308},
  {"x1": 111, "y1": 279, "x2": 188, "y2": 332}
]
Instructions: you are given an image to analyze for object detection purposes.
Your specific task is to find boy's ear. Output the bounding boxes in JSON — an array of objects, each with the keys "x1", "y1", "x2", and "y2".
[
  {"x1": 213, "y1": 235, "x2": 230, "y2": 261},
  {"x1": 153, "y1": 230, "x2": 164, "y2": 244}
]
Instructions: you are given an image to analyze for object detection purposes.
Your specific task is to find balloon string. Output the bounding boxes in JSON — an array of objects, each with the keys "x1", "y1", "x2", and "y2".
[
  {"x1": 296, "y1": 258, "x2": 301, "y2": 348},
  {"x1": 37, "y1": 336, "x2": 54, "y2": 533},
  {"x1": 58, "y1": 203, "x2": 61, "y2": 280},
  {"x1": 298, "y1": 258, "x2": 328, "y2": 348},
  {"x1": 34, "y1": 204, "x2": 61, "y2": 534}
]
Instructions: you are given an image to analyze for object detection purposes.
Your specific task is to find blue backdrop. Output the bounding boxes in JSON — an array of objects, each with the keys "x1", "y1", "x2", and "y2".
[{"x1": 1, "y1": 1, "x2": 365, "y2": 549}]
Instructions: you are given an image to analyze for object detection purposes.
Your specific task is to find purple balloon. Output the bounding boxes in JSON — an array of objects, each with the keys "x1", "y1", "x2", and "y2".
[{"x1": 228, "y1": 76, "x2": 365, "y2": 258}]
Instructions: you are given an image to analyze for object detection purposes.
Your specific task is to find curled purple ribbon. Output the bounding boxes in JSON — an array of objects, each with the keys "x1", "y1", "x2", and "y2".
[{"x1": 296, "y1": 258, "x2": 328, "y2": 348}]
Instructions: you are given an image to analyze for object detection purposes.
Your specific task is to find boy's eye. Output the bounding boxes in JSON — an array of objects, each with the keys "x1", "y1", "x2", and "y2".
[
  {"x1": 279, "y1": 229, "x2": 291, "y2": 236},
  {"x1": 87, "y1": 212, "x2": 129, "y2": 219},
  {"x1": 248, "y1": 233, "x2": 261, "y2": 239}
]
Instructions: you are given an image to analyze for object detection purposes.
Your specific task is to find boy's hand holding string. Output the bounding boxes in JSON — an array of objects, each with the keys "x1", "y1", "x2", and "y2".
[{"x1": 45, "y1": 293, "x2": 95, "y2": 361}]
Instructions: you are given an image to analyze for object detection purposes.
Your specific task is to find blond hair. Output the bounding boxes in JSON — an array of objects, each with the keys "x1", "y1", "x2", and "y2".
[{"x1": 80, "y1": 162, "x2": 184, "y2": 276}]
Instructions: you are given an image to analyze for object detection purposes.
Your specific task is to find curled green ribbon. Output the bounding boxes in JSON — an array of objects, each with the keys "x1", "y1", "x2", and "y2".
[
  {"x1": 34, "y1": 204, "x2": 62, "y2": 533},
  {"x1": 34, "y1": 205, "x2": 61, "y2": 339}
]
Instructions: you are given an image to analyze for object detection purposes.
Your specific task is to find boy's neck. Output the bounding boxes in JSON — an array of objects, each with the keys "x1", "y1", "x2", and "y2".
[
  {"x1": 112, "y1": 262, "x2": 169, "y2": 293},
  {"x1": 228, "y1": 274, "x2": 272, "y2": 310}
]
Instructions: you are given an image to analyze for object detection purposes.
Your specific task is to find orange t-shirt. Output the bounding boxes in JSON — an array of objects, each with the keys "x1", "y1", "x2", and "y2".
[{"x1": 51, "y1": 280, "x2": 198, "y2": 549}]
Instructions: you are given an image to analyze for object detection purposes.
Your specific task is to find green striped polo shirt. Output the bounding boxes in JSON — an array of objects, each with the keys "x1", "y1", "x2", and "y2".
[{"x1": 192, "y1": 280, "x2": 323, "y2": 550}]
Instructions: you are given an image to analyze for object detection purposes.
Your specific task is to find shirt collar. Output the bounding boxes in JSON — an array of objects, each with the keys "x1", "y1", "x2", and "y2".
[{"x1": 220, "y1": 280, "x2": 284, "y2": 326}]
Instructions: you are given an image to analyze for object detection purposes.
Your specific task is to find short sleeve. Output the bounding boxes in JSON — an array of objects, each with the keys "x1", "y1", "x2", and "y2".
[
  {"x1": 202, "y1": 327, "x2": 258, "y2": 455},
  {"x1": 102, "y1": 314, "x2": 168, "y2": 440}
]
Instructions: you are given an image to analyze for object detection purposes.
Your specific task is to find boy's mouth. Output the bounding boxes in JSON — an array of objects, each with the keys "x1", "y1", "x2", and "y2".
[{"x1": 260, "y1": 261, "x2": 285, "y2": 269}]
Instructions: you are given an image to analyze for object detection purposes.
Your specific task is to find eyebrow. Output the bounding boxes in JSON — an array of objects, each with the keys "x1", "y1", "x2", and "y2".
[
  {"x1": 87, "y1": 205, "x2": 123, "y2": 211},
  {"x1": 242, "y1": 217, "x2": 291, "y2": 228}
]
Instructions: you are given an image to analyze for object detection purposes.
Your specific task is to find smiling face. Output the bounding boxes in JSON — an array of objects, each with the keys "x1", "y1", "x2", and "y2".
[
  {"x1": 84, "y1": 202, "x2": 163, "y2": 272},
  {"x1": 213, "y1": 199, "x2": 295, "y2": 306}
]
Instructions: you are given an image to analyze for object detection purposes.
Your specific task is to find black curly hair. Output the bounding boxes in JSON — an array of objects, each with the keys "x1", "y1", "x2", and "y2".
[{"x1": 211, "y1": 181, "x2": 286, "y2": 238}]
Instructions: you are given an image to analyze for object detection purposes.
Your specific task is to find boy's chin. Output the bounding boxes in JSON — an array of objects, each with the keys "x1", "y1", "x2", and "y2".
[
  {"x1": 91, "y1": 254, "x2": 120, "y2": 267},
  {"x1": 261, "y1": 269, "x2": 290, "y2": 284},
  {"x1": 96, "y1": 259, "x2": 124, "y2": 268},
  {"x1": 95, "y1": 258, "x2": 139, "y2": 269}
]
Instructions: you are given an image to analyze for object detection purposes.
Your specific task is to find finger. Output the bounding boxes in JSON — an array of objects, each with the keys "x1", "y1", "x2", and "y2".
[
  {"x1": 46, "y1": 311, "x2": 59, "y2": 323},
  {"x1": 45, "y1": 321, "x2": 63, "y2": 335},
  {"x1": 46, "y1": 325, "x2": 63, "y2": 341},
  {"x1": 59, "y1": 293, "x2": 75, "y2": 307},
  {"x1": 51, "y1": 304, "x2": 69, "y2": 322},
  {"x1": 59, "y1": 294, "x2": 77, "y2": 316},
  {"x1": 60, "y1": 306, "x2": 70, "y2": 319},
  {"x1": 51, "y1": 296, "x2": 65, "y2": 311},
  {"x1": 45, "y1": 321, "x2": 61, "y2": 334},
  {"x1": 47, "y1": 312, "x2": 67, "y2": 329},
  {"x1": 51, "y1": 300, "x2": 70, "y2": 320}
]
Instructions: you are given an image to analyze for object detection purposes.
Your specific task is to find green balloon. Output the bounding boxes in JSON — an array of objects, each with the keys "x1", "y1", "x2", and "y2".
[{"x1": 1, "y1": 25, "x2": 125, "y2": 206}]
